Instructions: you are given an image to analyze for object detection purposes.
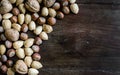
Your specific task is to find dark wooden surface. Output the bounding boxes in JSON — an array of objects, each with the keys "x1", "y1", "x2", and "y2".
[{"x1": 39, "y1": 0, "x2": 120, "y2": 75}]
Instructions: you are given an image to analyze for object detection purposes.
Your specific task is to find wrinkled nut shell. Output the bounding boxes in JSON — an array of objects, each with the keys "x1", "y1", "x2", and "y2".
[
  {"x1": 5, "y1": 29, "x2": 19, "y2": 41},
  {"x1": 15, "y1": 60, "x2": 28, "y2": 74},
  {"x1": 0, "y1": 0, "x2": 13, "y2": 14},
  {"x1": 25, "y1": 0, "x2": 40, "y2": 12}
]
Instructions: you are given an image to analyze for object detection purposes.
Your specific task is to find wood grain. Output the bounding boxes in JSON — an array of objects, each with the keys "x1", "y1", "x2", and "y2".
[{"x1": 39, "y1": 4, "x2": 120, "y2": 75}]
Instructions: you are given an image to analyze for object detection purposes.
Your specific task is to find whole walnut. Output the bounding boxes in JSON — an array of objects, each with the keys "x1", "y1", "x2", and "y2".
[
  {"x1": 44, "y1": 0, "x2": 56, "y2": 7},
  {"x1": 25, "y1": 0, "x2": 40, "y2": 12},
  {"x1": 0, "y1": 0, "x2": 13, "y2": 14},
  {"x1": 5, "y1": 29, "x2": 19, "y2": 41},
  {"x1": 15, "y1": 60, "x2": 28, "y2": 74}
]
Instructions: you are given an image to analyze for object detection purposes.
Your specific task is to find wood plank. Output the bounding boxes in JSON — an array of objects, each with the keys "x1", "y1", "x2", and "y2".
[{"x1": 39, "y1": 4, "x2": 120, "y2": 75}]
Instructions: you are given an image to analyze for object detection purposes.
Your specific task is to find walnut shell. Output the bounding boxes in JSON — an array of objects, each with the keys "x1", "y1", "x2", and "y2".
[
  {"x1": 43, "y1": 0, "x2": 56, "y2": 7},
  {"x1": 5, "y1": 29, "x2": 19, "y2": 41},
  {"x1": 0, "y1": 0, "x2": 13, "y2": 14},
  {"x1": 25, "y1": 0, "x2": 40, "y2": 12}
]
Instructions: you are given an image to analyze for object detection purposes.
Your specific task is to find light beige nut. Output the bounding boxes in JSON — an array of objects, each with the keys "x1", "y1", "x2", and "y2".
[
  {"x1": 24, "y1": 56, "x2": 32, "y2": 67},
  {"x1": 16, "y1": 48, "x2": 25, "y2": 59},
  {"x1": 18, "y1": 3, "x2": 26, "y2": 14},
  {"x1": 25, "y1": 14, "x2": 31, "y2": 24},
  {"x1": 7, "y1": 68, "x2": 15, "y2": 75},
  {"x1": 3, "y1": 13, "x2": 13, "y2": 19},
  {"x1": 24, "y1": 48, "x2": 33, "y2": 56},
  {"x1": 34, "y1": 26, "x2": 42, "y2": 35},
  {"x1": 16, "y1": 0, "x2": 24, "y2": 6},
  {"x1": 5, "y1": 29, "x2": 19, "y2": 41},
  {"x1": 43, "y1": 0, "x2": 56, "y2": 7},
  {"x1": 70, "y1": 3, "x2": 79, "y2": 14},
  {"x1": 29, "y1": 21, "x2": 36, "y2": 31},
  {"x1": 9, "y1": 0, "x2": 16, "y2": 4},
  {"x1": 43, "y1": 24, "x2": 53, "y2": 33},
  {"x1": 69, "y1": 0, "x2": 76, "y2": 3},
  {"x1": 0, "y1": 45, "x2": 6, "y2": 55},
  {"x1": 41, "y1": 7, "x2": 48, "y2": 17},
  {"x1": 2, "y1": 20, "x2": 11, "y2": 30},
  {"x1": 24, "y1": 38, "x2": 34, "y2": 47},
  {"x1": 15, "y1": 60, "x2": 28, "y2": 74},
  {"x1": 25, "y1": 0, "x2": 40, "y2": 12},
  {"x1": 31, "y1": 61, "x2": 43, "y2": 69},
  {"x1": 13, "y1": 41, "x2": 24, "y2": 49},
  {"x1": 0, "y1": 0, "x2": 13, "y2": 14},
  {"x1": 49, "y1": 8, "x2": 56, "y2": 17},
  {"x1": 12, "y1": 23, "x2": 21, "y2": 31},
  {"x1": 37, "y1": 0, "x2": 42, "y2": 3},
  {"x1": 39, "y1": 31, "x2": 48, "y2": 40},
  {"x1": 28, "y1": 68, "x2": 39, "y2": 75},
  {"x1": 18, "y1": 14, "x2": 25, "y2": 25}
]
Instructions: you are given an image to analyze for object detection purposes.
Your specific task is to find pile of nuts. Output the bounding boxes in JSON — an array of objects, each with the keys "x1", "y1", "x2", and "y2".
[{"x1": 0, "y1": 0, "x2": 79, "y2": 75}]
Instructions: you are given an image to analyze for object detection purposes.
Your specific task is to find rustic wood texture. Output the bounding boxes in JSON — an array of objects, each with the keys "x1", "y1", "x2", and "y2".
[{"x1": 39, "y1": 1, "x2": 120, "y2": 75}]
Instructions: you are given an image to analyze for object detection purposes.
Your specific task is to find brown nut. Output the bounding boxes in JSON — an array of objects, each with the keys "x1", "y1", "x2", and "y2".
[
  {"x1": 25, "y1": 0, "x2": 40, "y2": 12},
  {"x1": 1, "y1": 55, "x2": 7, "y2": 62},
  {"x1": 21, "y1": 24, "x2": 28, "y2": 32},
  {"x1": 61, "y1": 0, "x2": 69, "y2": 6},
  {"x1": 5, "y1": 40, "x2": 12, "y2": 48},
  {"x1": 37, "y1": 17, "x2": 46, "y2": 25},
  {"x1": 12, "y1": 8, "x2": 20, "y2": 16},
  {"x1": 20, "y1": 33, "x2": 28, "y2": 40},
  {"x1": 15, "y1": 60, "x2": 28, "y2": 74},
  {"x1": 6, "y1": 60, "x2": 13, "y2": 67},
  {"x1": 44, "y1": 0, "x2": 56, "y2": 7},
  {"x1": 10, "y1": 16, "x2": 17, "y2": 23},
  {"x1": 7, "y1": 49, "x2": 15, "y2": 57},
  {"x1": 52, "y1": 2, "x2": 60, "y2": 10},
  {"x1": 0, "y1": 0, "x2": 13, "y2": 14},
  {"x1": 47, "y1": 17, "x2": 56, "y2": 25},
  {"x1": 62, "y1": 6, "x2": 70, "y2": 14},
  {"x1": 56, "y1": 11, "x2": 64, "y2": 19},
  {"x1": 0, "y1": 26, "x2": 4, "y2": 33},
  {"x1": 1, "y1": 65, "x2": 8, "y2": 73},
  {"x1": 34, "y1": 37, "x2": 42, "y2": 45},
  {"x1": 32, "y1": 13, "x2": 39, "y2": 21},
  {"x1": 32, "y1": 45, "x2": 40, "y2": 52},
  {"x1": 0, "y1": 34, "x2": 6, "y2": 41},
  {"x1": 32, "y1": 53, "x2": 41, "y2": 61},
  {"x1": 5, "y1": 29, "x2": 19, "y2": 41}
]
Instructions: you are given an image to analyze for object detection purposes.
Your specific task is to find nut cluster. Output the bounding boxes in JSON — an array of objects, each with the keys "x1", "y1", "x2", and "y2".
[{"x1": 0, "y1": 0, "x2": 79, "y2": 75}]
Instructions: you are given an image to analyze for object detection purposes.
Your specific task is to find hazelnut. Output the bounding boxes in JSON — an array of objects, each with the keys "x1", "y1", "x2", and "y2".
[
  {"x1": 15, "y1": 60, "x2": 28, "y2": 74},
  {"x1": 1, "y1": 65, "x2": 8, "y2": 73},
  {"x1": 47, "y1": 17, "x2": 56, "y2": 25},
  {"x1": 0, "y1": 0, "x2": 13, "y2": 14},
  {"x1": 1, "y1": 55, "x2": 7, "y2": 62},
  {"x1": 5, "y1": 29, "x2": 19, "y2": 41},
  {"x1": 37, "y1": 17, "x2": 46, "y2": 25},
  {"x1": 12, "y1": 8, "x2": 20, "y2": 16},
  {"x1": 53, "y1": 2, "x2": 60, "y2": 10},
  {"x1": 21, "y1": 24, "x2": 28, "y2": 32},
  {"x1": 6, "y1": 60, "x2": 13, "y2": 67},
  {"x1": 34, "y1": 37, "x2": 42, "y2": 45},
  {"x1": 7, "y1": 49, "x2": 15, "y2": 58},
  {"x1": 32, "y1": 13, "x2": 39, "y2": 21},
  {"x1": 20, "y1": 33, "x2": 28, "y2": 40},
  {"x1": 32, "y1": 53, "x2": 41, "y2": 61},
  {"x1": 25, "y1": 0, "x2": 40, "y2": 12},
  {"x1": 32, "y1": 45, "x2": 40, "y2": 52},
  {"x1": 56, "y1": 11, "x2": 64, "y2": 19},
  {"x1": 10, "y1": 16, "x2": 17, "y2": 23},
  {"x1": 5, "y1": 40, "x2": 12, "y2": 48},
  {"x1": 62, "y1": 6, "x2": 70, "y2": 14}
]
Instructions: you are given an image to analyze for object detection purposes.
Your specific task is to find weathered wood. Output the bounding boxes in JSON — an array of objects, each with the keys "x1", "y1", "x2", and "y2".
[{"x1": 39, "y1": 4, "x2": 120, "y2": 75}]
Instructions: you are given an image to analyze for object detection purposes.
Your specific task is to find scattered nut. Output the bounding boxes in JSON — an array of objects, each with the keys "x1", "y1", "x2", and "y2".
[
  {"x1": 24, "y1": 38, "x2": 34, "y2": 47},
  {"x1": 1, "y1": 55, "x2": 7, "y2": 62},
  {"x1": 16, "y1": 0, "x2": 24, "y2": 6},
  {"x1": 32, "y1": 45, "x2": 40, "y2": 52},
  {"x1": 37, "y1": 17, "x2": 46, "y2": 25},
  {"x1": 16, "y1": 48, "x2": 25, "y2": 59},
  {"x1": 69, "y1": 0, "x2": 76, "y2": 3},
  {"x1": 34, "y1": 37, "x2": 42, "y2": 45},
  {"x1": 25, "y1": 14, "x2": 31, "y2": 24},
  {"x1": 1, "y1": 65, "x2": 8, "y2": 73},
  {"x1": 31, "y1": 61, "x2": 43, "y2": 69},
  {"x1": 56, "y1": 11, "x2": 64, "y2": 19},
  {"x1": 13, "y1": 41, "x2": 24, "y2": 49},
  {"x1": 34, "y1": 26, "x2": 42, "y2": 35},
  {"x1": 32, "y1": 13, "x2": 39, "y2": 21},
  {"x1": 6, "y1": 60, "x2": 13, "y2": 67},
  {"x1": 24, "y1": 48, "x2": 33, "y2": 56},
  {"x1": 24, "y1": 56, "x2": 32, "y2": 67},
  {"x1": 12, "y1": 8, "x2": 20, "y2": 16},
  {"x1": 49, "y1": 8, "x2": 56, "y2": 17},
  {"x1": 18, "y1": 3, "x2": 26, "y2": 14},
  {"x1": 41, "y1": 7, "x2": 48, "y2": 17},
  {"x1": 70, "y1": 3, "x2": 79, "y2": 14},
  {"x1": 5, "y1": 40, "x2": 12, "y2": 48},
  {"x1": 20, "y1": 33, "x2": 28, "y2": 40},
  {"x1": 29, "y1": 21, "x2": 36, "y2": 31},
  {"x1": 7, "y1": 68, "x2": 15, "y2": 75},
  {"x1": 39, "y1": 31, "x2": 48, "y2": 40},
  {"x1": 3, "y1": 13, "x2": 13, "y2": 19},
  {"x1": 12, "y1": 23, "x2": 21, "y2": 31},
  {"x1": 10, "y1": 16, "x2": 18, "y2": 23},
  {"x1": 15, "y1": 60, "x2": 28, "y2": 74},
  {"x1": 28, "y1": 68, "x2": 39, "y2": 75},
  {"x1": 62, "y1": 6, "x2": 70, "y2": 14},
  {"x1": 18, "y1": 14, "x2": 25, "y2": 24},
  {"x1": 43, "y1": 24, "x2": 53, "y2": 33},
  {"x1": 21, "y1": 24, "x2": 28, "y2": 32},
  {"x1": 44, "y1": 0, "x2": 56, "y2": 7},
  {"x1": 53, "y1": 2, "x2": 60, "y2": 10},
  {"x1": 47, "y1": 17, "x2": 56, "y2": 25},
  {"x1": 2, "y1": 20, "x2": 12, "y2": 30},
  {"x1": 32, "y1": 53, "x2": 41, "y2": 61},
  {"x1": 0, "y1": 45, "x2": 6, "y2": 55},
  {"x1": 7, "y1": 49, "x2": 15, "y2": 57}
]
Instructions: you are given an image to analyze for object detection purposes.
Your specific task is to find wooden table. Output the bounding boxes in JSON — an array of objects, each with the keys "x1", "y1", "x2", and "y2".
[{"x1": 39, "y1": 0, "x2": 120, "y2": 75}]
